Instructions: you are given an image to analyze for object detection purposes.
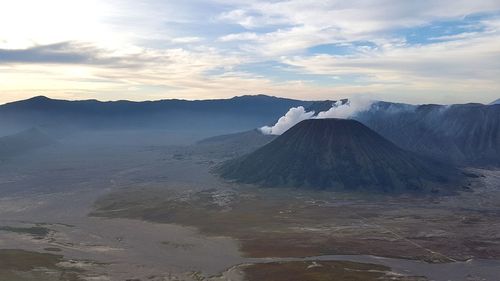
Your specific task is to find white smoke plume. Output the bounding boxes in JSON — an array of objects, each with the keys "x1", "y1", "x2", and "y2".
[
  {"x1": 316, "y1": 96, "x2": 374, "y2": 119},
  {"x1": 260, "y1": 106, "x2": 315, "y2": 135},
  {"x1": 260, "y1": 96, "x2": 374, "y2": 135}
]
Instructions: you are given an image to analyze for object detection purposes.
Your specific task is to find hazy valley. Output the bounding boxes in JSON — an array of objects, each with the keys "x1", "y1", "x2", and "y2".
[{"x1": 0, "y1": 95, "x2": 498, "y2": 281}]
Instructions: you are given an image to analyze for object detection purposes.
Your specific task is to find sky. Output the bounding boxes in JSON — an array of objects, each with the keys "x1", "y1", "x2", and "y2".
[{"x1": 0, "y1": 0, "x2": 499, "y2": 105}]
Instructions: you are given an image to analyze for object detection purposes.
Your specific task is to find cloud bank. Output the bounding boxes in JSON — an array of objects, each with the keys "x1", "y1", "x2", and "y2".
[{"x1": 1, "y1": 1, "x2": 500, "y2": 104}]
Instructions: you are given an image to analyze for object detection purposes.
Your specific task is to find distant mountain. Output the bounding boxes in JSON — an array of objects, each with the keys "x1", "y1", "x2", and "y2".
[
  {"x1": 490, "y1": 99, "x2": 500, "y2": 105},
  {"x1": 304, "y1": 99, "x2": 349, "y2": 115},
  {"x1": 217, "y1": 119, "x2": 463, "y2": 193},
  {"x1": 357, "y1": 102, "x2": 500, "y2": 166},
  {"x1": 0, "y1": 128, "x2": 56, "y2": 159},
  {"x1": 197, "y1": 129, "x2": 276, "y2": 156},
  {"x1": 3, "y1": 95, "x2": 499, "y2": 164},
  {"x1": 0, "y1": 95, "x2": 310, "y2": 137}
]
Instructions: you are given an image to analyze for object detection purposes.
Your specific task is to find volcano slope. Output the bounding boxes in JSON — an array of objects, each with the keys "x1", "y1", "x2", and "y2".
[
  {"x1": 218, "y1": 119, "x2": 465, "y2": 193},
  {"x1": 0, "y1": 128, "x2": 56, "y2": 160}
]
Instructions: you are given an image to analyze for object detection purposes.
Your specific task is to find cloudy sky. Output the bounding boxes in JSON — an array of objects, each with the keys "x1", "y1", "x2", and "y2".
[{"x1": 0, "y1": 0, "x2": 499, "y2": 104}]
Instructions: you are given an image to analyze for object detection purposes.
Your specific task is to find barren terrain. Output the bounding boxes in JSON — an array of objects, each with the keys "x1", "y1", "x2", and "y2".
[{"x1": 1, "y1": 141, "x2": 499, "y2": 280}]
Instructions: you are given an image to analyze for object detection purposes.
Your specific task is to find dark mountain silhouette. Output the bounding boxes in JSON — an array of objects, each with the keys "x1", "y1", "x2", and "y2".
[
  {"x1": 0, "y1": 128, "x2": 56, "y2": 160},
  {"x1": 218, "y1": 119, "x2": 464, "y2": 193},
  {"x1": 0, "y1": 95, "x2": 309, "y2": 137},
  {"x1": 357, "y1": 102, "x2": 500, "y2": 166}
]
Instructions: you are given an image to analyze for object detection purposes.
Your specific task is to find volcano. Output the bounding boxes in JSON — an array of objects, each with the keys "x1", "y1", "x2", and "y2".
[{"x1": 217, "y1": 119, "x2": 464, "y2": 193}]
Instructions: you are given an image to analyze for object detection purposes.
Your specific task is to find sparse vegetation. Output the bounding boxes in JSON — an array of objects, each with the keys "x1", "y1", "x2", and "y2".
[
  {"x1": 242, "y1": 261, "x2": 427, "y2": 281},
  {"x1": 0, "y1": 226, "x2": 52, "y2": 238},
  {"x1": 0, "y1": 249, "x2": 83, "y2": 281}
]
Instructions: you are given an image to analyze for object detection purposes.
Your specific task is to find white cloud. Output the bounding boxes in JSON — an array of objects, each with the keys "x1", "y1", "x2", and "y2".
[
  {"x1": 218, "y1": 0, "x2": 500, "y2": 32},
  {"x1": 282, "y1": 31, "x2": 500, "y2": 82},
  {"x1": 219, "y1": 32, "x2": 259, "y2": 42},
  {"x1": 171, "y1": 37, "x2": 204, "y2": 43},
  {"x1": 216, "y1": 1, "x2": 500, "y2": 55},
  {"x1": 218, "y1": 8, "x2": 290, "y2": 29}
]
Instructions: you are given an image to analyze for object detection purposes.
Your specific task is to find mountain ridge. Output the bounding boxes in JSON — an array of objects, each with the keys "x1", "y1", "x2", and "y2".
[
  {"x1": 0, "y1": 95, "x2": 311, "y2": 136},
  {"x1": 357, "y1": 101, "x2": 500, "y2": 166}
]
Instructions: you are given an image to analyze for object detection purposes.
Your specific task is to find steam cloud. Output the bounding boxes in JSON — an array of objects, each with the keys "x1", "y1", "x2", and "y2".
[
  {"x1": 316, "y1": 97, "x2": 373, "y2": 119},
  {"x1": 260, "y1": 96, "x2": 374, "y2": 135},
  {"x1": 260, "y1": 106, "x2": 315, "y2": 135}
]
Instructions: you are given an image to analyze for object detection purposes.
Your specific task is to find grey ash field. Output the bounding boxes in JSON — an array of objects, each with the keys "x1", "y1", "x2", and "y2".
[{"x1": 1, "y1": 96, "x2": 500, "y2": 281}]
